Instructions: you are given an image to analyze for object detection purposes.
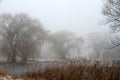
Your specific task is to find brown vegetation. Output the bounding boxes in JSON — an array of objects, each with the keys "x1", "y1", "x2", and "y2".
[
  {"x1": 0, "y1": 60, "x2": 120, "y2": 80},
  {"x1": 22, "y1": 60, "x2": 120, "y2": 80},
  {"x1": 0, "y1": 69, "x2": 7, "y2": 77}
]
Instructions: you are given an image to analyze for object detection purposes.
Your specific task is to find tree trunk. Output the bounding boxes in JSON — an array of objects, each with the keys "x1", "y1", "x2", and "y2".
[{"x1": 10, "y1": 50, "x2": 16, "y2": 64}]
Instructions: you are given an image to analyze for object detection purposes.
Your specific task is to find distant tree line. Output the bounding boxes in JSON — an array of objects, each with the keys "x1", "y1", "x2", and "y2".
[
  {"x1": 0, "y1": 13, "x2": 85, "y2": 63},
  {"x1": 0, "y1": 0, "x2": 120, "y2": 64}
]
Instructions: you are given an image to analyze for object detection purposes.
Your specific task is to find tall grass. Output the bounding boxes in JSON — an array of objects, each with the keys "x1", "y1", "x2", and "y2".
[{"x1": 22, "y1": 60, "x2": 120, "y2": 80}]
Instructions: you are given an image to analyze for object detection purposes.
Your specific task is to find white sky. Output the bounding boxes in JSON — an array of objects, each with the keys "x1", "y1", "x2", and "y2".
[{"x1": 0, "y1": 0, "x2": 109, "y2": 36}]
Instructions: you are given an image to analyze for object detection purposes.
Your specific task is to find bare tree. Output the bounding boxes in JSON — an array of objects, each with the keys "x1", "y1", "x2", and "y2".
[
  {"x1": 103, "y1": 0, "x2": 120, "y2": 31},
  {"x1": 103, "y1": 0, "x2": 120, "y2": 48},
  {"x1": 66, "y1": 36, "x2": 84, "y2": 58},
  {"x1": 87, "y1": 32, "x2": 111, "y2": 59},
  {"x1": 48, "y1": 31, "x2": 75, "y2": 59},
  {"x1": 47, "y1": 31, "x2": 84, "y2": 59},
  {"x1": 0, "y1": 13, "x2": 47, "y2": 63}
]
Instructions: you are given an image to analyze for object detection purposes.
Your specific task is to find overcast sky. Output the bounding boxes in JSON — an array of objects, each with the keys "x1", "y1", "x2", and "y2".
[{"x1": 0, "y1": 0, "x2": 109, "y2": 36}]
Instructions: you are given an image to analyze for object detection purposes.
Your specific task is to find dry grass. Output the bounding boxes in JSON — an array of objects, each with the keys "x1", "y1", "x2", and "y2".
[
  {"x1": 0, "y1": 70, "x2": 22, "y2": 80},
  {"x1": 0, "y1": 69, "x2": 7, "y2": 77},
  {"x1": 0, "y1": 60, "x2": 120, "y2": 80},
  {"x1": 22, "y1": 60, "x2": 120, "y2": 80}
]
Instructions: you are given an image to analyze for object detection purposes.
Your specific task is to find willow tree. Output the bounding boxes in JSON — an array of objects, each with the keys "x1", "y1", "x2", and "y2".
[
  {"x1": 48, "y1": 31, "x2": 74, "y2": 59},
  {"x1": 0, "y1": 13, "x2": 47, "y2": 63}
]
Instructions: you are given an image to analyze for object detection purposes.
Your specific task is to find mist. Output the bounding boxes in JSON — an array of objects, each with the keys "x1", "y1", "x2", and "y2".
[
  {"x1": 0, "y1": 0, "x2": 109, "y2": 36},
  {"x1": 0, "y1": 0, "x2": 119, "y2": 61},
  {"x1": 0, "y1": 0, "x2": 120, "y2": 79}
]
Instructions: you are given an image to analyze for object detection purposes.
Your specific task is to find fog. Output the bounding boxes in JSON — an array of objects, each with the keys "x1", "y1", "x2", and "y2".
[
  {"x1": 0, "y1": 0, "x2": 109, "y2": 36},
  {"x1": 0, "y1": 0, "x2": 119, "y2": 62}
]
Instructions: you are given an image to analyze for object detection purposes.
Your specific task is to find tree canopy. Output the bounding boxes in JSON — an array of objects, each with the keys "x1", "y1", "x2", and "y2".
[{"x1": 0, "y1": 13, "x2": 47, "y2": 63}]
